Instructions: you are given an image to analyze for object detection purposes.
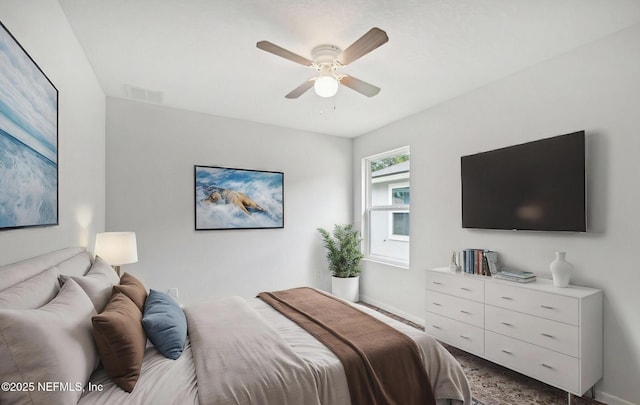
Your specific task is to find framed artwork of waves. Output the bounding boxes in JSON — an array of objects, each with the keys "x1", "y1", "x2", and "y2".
[
  {"x1": 0, "y1": 22, "x2": 58, "y2": 230},
  {"x1": 195, "y1": 165, "x2": 284, "y2": 230}
]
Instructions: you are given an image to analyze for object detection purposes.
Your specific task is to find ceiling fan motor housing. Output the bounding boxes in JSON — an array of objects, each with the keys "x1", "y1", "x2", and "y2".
[{"x1": 311, "y1": 44, "x2": 342, "y2": 68}]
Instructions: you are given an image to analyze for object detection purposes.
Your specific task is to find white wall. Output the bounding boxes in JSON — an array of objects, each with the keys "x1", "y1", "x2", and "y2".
[
  {"x1": 354, "y1": 24, "x2": 640, "y2": 404},
  {"x1": 0, "y1": 0, "x2": 105, "y2": 266},
  {"x1": 106, "y1": 98, "x2": 352, "y2": 305}
]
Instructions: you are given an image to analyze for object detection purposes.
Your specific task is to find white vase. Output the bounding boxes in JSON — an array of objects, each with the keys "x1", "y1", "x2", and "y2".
[
  {"x1": 331, "y1": 276, "x2": 360, "y2": 302},
  {"x1": 550, "y1": 251, "x2": 573, "y2": 288}
]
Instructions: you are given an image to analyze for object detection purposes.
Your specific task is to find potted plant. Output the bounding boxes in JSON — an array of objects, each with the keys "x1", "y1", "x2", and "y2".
[{"x1": 317, "y1": 224, "x2": 365, "y2": 302}]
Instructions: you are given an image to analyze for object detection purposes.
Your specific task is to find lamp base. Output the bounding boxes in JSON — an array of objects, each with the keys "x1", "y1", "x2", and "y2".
[{"x1": 113, "y1": 265, "x2": 121, "y2": 277}]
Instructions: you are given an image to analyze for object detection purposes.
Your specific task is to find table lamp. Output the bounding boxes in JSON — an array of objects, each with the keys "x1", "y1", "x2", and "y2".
[{"x1": 94, "y1": 232, "x2": 138, "y2": 276}]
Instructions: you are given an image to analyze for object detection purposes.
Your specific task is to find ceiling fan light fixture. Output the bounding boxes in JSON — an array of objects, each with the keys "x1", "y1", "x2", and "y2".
[
  {"x1": 314, "y1": 74, "x2": 339, "y2": 98},
  {"x1": 257, "y1": 28, "x2": 388, "y2": 99}
]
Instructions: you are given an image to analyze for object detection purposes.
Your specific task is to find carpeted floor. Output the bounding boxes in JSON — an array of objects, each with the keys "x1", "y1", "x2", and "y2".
[{"x1": 359, "y1": 302, "x2": 605, "y2": 405}]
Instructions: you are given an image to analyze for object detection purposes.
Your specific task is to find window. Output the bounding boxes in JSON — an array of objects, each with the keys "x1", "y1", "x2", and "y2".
[
  {"x1": 363, "y1": 147, "x2": 410, "y2": 267},
  {"x1": 388, "y1": 182, "x2": 409, "y2": 240}
]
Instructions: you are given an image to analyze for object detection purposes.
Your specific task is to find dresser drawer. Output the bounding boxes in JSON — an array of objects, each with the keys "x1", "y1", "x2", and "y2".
[
  {"x1": 485, "y1": 305, "x2": 579, "y2": 357},
  {"x1": 426, "y1": 291, "x2": 484, "y2": 328},
  {"x1": 485, "y1": 331, "x2": 579, "y2": 393},
  {"x1": 485, "y1": 282, "x2": 579, "y2": 325},
  {"x1": 425, "y1": 312, "x2": 484, "y2": 356},
  {"x1": 426, "y1": 271, "x2": 484, "y2": 302}
]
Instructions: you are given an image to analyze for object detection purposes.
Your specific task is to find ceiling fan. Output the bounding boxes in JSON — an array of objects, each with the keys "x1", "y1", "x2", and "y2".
[{"x1": 256, "y1": 28, "x2": 389, "y2": 99}]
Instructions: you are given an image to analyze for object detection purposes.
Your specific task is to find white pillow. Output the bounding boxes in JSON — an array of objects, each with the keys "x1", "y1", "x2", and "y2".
[
  {"x1": 0, "y1": 279, "x2": 99, "y2": 405},
  {"x1": 89, "y1": 256, "x2": 120, "y2": 285},
  {"x1": 61, "y1": 256, "x2": 120, "y2": 312},
  {"x1": 55, "y1": 251, "x2": 93, "y2": 277},
  {"x1": 0, "y1": 267, "x2": 60, "y2": 310}
]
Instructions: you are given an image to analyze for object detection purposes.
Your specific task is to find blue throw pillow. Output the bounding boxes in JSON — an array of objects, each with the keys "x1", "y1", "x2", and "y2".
[{"x1": 142, "y1": 289, "x2": 187, "y2": 360}]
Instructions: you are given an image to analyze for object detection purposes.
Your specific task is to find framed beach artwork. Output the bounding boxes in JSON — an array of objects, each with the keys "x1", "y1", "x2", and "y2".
[
  {"x1": 0, "y1": 22, "x2": 58, "y2": 230},
  {"x1": 194, "y1": 165, "x2": 284, "y2": 230}
]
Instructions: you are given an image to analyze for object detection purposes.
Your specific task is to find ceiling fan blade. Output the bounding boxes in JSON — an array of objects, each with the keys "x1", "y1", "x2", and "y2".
[
  {"x1": 285, "y1": 79, "x2": 315, "y2": 99},
  {"x1": 337, "y1": 28, "x2": 389, "y2": 65},
  {"x1": 339, "y1": 75, "x2": 380, "y2": 97},
  {"x1": 256, "y1": 40, "x2": 313, "y2": 66}
]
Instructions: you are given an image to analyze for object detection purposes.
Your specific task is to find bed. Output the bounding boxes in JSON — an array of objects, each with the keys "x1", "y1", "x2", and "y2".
[{"x1": 0, "y1": 247, "x2": 471, "y2": 405}]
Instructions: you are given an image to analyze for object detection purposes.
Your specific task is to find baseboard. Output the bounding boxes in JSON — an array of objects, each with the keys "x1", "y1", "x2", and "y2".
[
  {"x1": 359, "y1": 294, "x2": 424, "y2": 326},
  {"x1": 596, "y1": 390, "x2": 637, "y2": 405}
]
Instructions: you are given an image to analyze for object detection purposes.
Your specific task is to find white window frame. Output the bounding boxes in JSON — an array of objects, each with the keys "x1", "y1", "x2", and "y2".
[
  {"x1": 362, "y1": 146, "x2": 410, "y2": 268},
  {"x1": 387, "y1": 181, "x2": 410, "y2": 241}
]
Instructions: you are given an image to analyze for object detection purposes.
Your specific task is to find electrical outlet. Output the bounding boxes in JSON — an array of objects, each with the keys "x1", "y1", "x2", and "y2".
[
  {"x1": 316, "y1": 271, "x2": 322, "y2": 280},
  {"x1": 167, "y1": 288, "x2": 179, "y2": 300}
]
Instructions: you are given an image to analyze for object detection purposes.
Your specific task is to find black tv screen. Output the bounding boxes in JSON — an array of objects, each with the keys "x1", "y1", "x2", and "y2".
[{"x1": 461, "y1": 131, "x2": 586, "y2": 232}]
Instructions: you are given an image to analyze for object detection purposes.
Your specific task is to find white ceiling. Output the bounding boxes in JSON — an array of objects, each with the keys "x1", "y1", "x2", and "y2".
[{"x1": 58, "y1": 0, "x2": 640, "y2": 138}]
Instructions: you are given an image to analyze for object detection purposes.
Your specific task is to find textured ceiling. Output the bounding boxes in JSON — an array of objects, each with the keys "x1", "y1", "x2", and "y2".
[{"x1": 58, "y1": 0, "x2": 640, "y2": 137}]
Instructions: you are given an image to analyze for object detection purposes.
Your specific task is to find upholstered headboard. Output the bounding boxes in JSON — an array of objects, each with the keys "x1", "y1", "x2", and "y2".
[{"x1": 0, "y1": 247, "x2": 92, "y2": 291}]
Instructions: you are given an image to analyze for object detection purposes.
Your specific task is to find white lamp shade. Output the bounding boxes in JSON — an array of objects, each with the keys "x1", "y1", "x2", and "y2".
[
  {"x1": 314, "y1": 75, "x2": 339, "y2": 98},
  {"x1": 95, "y1": 232, "x2": 138, "y2": 266}
]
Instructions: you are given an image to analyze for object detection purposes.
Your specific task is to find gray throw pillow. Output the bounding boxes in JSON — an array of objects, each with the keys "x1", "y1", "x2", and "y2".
[
  {"x1": 0, "y1": 279, "x2": 99, "y2": 405},
  {"x1": 62, "y1": 256, "x2": 121, "y2": 312}
]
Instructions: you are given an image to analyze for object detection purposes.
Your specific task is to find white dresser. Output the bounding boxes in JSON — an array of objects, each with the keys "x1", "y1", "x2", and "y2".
[{"x1": 425, "y1": 267, "x2": 602, "y2": 398}]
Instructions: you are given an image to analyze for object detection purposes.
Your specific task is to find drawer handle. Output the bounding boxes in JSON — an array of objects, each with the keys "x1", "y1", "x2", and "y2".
[
  {"x1": 501, "y1": 349, "x2": 512, "y2": 354},
  {"x1": 432, "y1": 281, "x2": 443, "y2": 285},
  {"x1": 541, "y1": 305, "x2": 554, "y2": 310},
  {"x1": 460, "y1": 335, "x2": 470, "y2": 340},
  {"x1": 432, "y1": 302, "x2": 442, "y2": 306},
  {"x1": 540, "y1": 363, "x2": 554, "y2": 369},
  {"x1": 500, "y1": 321, "x2": 512, "y2": 326},
  {"x1": 460, "y1": 287, "x2": 471, "y2": 291},
  {"x1": 501, "y1": 296, "x2": 513, "y2": 300},
  {"x1": 460, "y1": 310, "x2": 470, "y2": 314},
  {"x1": 541, "y1": 333, "x2": 554, "y2": 338}
]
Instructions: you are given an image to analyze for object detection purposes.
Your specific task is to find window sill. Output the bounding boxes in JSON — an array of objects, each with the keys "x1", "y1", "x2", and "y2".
[
  {"x1": 387, "y1": 236, "x2": 410, "y2": 242},
  {"x1": 363, "y1": 257, "x2": 409, "y2": 270}
]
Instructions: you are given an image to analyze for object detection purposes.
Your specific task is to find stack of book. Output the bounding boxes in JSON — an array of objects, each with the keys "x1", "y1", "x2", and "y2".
[
  {"x1": 494, "y1": 269, "x2": 537, "y2": 283},
  {"x1": 462, "y1": 249, "x2": 498, "y2": 276}
]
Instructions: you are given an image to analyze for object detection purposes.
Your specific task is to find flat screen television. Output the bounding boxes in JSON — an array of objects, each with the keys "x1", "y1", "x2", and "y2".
[{"x1": 461, "y1": 131, "x2": 586, "y2": 232}]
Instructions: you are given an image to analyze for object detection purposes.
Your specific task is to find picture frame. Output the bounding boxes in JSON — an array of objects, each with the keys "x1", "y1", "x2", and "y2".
[
  {"x1": 0, "y1": 22, "x2": 58, "y2": 230},
  {"x1": 194, "y1": 165, "x2": 284, "y2": 230}
]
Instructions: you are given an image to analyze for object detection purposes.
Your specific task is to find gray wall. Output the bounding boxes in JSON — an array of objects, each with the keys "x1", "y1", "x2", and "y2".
[
  {"x1": 0, "y1": 0, "x2": 105, "y2": 265},
  {"x1": 105, "y1": 98, "x2": 352, "y2": 304},
  {"x1": 353, "y1": 24, "x2": 640, "y2": 404}
]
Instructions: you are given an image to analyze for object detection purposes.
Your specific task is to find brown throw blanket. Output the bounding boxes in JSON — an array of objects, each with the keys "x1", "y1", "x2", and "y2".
[{"x1": 257, "y1": 287, "x2": 436, "y2": 405}]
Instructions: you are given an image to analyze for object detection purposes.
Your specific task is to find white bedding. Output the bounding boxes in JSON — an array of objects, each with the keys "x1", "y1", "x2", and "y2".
[
  {"x1": 250, "y1": 297, "x2": 472, "y2": 405},
  {"x1": 79, "y1": 296, "x2": 470, "y2": 405},
  {"x1": 79, "y1": 342, "x2": 198, "y2": 405},
  {"x1": 1, "y1": 249, "x2": 470, "y2": 405},
  {"x1": 185, "y1": 296, "x2": 322, "y2": 405}
]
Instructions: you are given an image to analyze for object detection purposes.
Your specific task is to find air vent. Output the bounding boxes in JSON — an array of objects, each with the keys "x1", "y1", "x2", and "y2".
[{"x1": 124, "y1": 84, "x2": 164, "y2": 104}]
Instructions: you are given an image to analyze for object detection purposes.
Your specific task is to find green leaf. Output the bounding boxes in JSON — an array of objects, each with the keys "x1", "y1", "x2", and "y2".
[{"x1": 317, "y1": 224, "x2": 364, "y2": 278}]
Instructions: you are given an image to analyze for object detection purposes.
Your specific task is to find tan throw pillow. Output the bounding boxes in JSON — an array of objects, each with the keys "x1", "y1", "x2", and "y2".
[
  {"x1": 0, "y1": 266, "x2": 60, "y2": 310},
  {"x1": 113, "y1": 272, "x2": 147, "y2": 311},
  {"x1": 0, "y1": 279, "x2": 99, "y2": 405},
  {"x1": 92, "y1": 292, "x2": 147, "y2": 392}
]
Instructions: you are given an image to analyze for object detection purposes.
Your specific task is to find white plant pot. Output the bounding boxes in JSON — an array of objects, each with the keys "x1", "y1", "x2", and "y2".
[{"x1": 331, "y1": 276, "x2": 360, "y2": 302}]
